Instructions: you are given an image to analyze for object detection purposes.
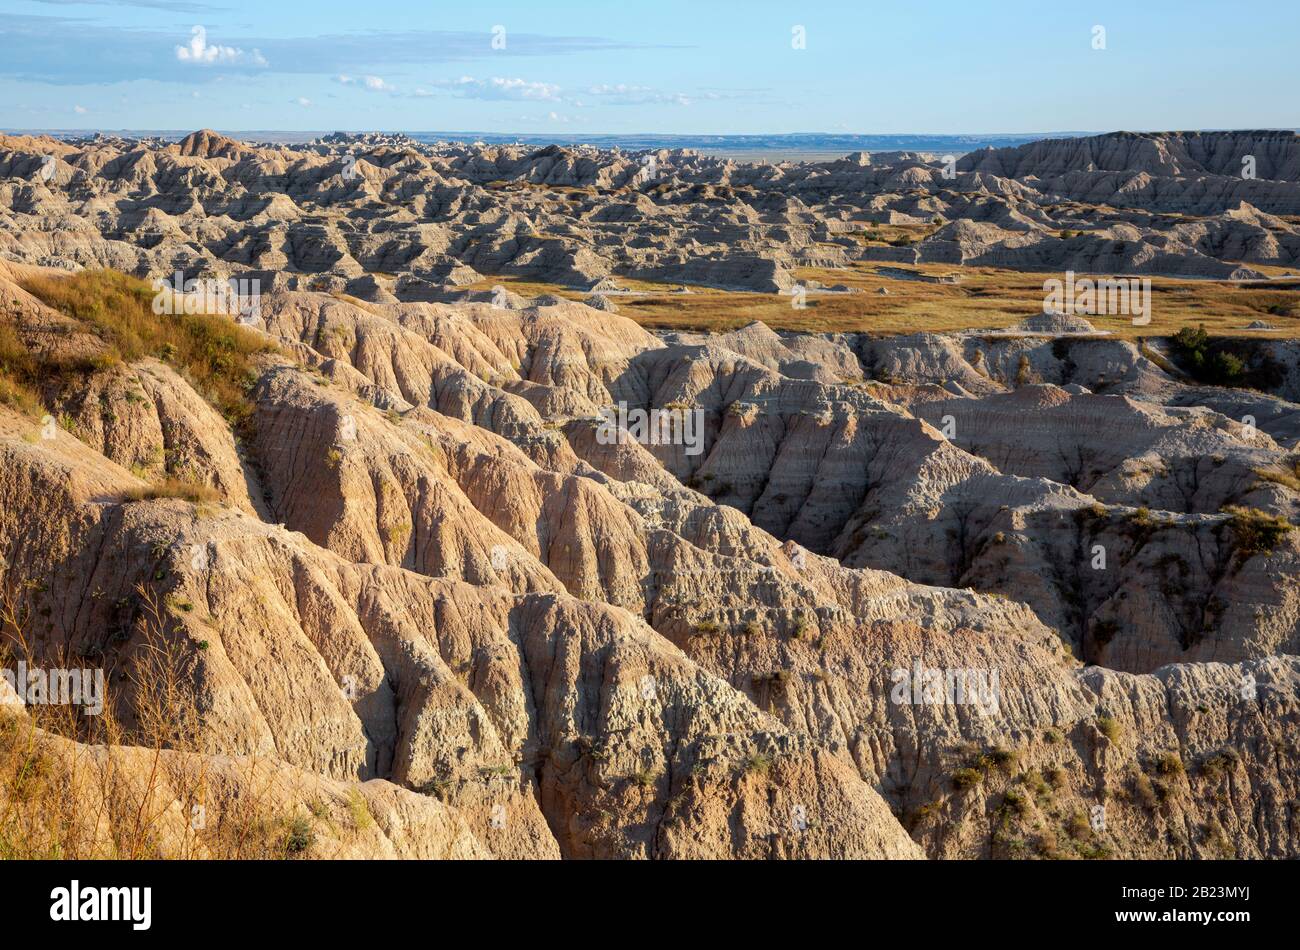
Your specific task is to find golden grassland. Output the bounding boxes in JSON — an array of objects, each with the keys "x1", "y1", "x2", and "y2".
[
  {"x1": 473, "y1": 264, "x2": 1300, "y2": 340},
  {"x1": 6, "y1": 269, "x2": 278, "y2": 429}
]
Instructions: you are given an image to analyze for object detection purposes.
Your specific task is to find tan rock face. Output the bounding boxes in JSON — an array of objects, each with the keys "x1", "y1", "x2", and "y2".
[{"x1": 1, "y1": 240, "x2": 1299, "y2": 860}]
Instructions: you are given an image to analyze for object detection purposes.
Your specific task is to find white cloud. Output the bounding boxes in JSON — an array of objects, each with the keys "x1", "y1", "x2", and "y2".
[
  {"x1": 73, "y1": 104, "x2": 87, "y2": 114},
  {"x1": 416, "y1": 76, "x2": 733, "y2": 108},
  {"x1": 586, "y1": 83, "x2": 695, "y2": 106},
  {"x1": 292, "y1": 96, "x2": 311, "y2": 107},
  {"x1": 335, "y1": 74, "x2": 395, "y2": 92},
  {"x1": 434, "y1": 76, "x2": 562, "y2": 102},
  {"x1": 175, "y1": 26, "x2": 268, "y2": 67}
]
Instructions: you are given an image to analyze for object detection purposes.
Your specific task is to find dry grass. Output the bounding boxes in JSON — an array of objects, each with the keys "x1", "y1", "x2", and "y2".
[
  {"x1": 1254, "y1": 457, "x2": 1300, "y2": 492},
  {"x1": 1223, "y1": 506, "x2": 1294, "y2": 563},
  {"x1": 123, "y1": 477, "x2": 221, "y2": 505},
  {"x1": 473, "y1": 266, "x2": 1300, "y2": 340},
  {"x1": 0, "y1": 580, "x2": 315, "y2": 859},
  {"x1": 17, "y1": 269, "x2": 279, "y2": 431},
  {"x1": 0, "y1": 323, "x2": 45, "y2": 418}
]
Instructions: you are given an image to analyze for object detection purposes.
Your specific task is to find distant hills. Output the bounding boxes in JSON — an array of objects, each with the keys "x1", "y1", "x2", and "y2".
[{"x1": 4, "y1": 129, "x2": 1094, "y2": 155}]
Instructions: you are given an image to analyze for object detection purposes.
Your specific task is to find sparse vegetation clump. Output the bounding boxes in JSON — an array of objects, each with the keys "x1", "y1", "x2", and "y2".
[
  {"x1": 1253, "y1": 457, "x2": 1300, "y2": 492},
  {"x1": 281, "y1": 815, "x2": 316, "y2": 856},
  {"x1": 1198, "y1": 748, "x2": 1239, "y2": 780},
  {"x1": 1222, "y1": 505, "x2": 1293, "y2": 563},
  {"x1": 1168, "y1": 323, "x2": 1282, "y2": 390},
  {"x1": 987, "y1": 746, "x2": 1018, "y2": 771},
  {"x1": 18, "y1": 270, "x2": 279, "y2": 433},
  {"x1": 1002, "y1": 787, "x2": 1029, "y2": 817},
  {"x1": 1153, "y1": 751, "x2": 1185, "y2": 776},
  {"x1": 631, "y1": 766, "x2": 660, "y2": 789},
  {"x1": 0, "y1": 324, "x2": 45, "y2": 418},
  {"x1": 1096, "y1": 715, "x2": 1122, "y2": 744},
  {"x1": 789, "y1": 612, "x2": 815, "y2": 640},
  {"x1": 124, "y1": 477, "x2": 221, "y2": 505}
]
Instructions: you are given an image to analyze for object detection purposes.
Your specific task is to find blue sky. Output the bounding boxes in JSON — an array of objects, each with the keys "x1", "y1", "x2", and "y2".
[{"x1": 1, "y1": 0, "x2": 1296, "y2": 134}]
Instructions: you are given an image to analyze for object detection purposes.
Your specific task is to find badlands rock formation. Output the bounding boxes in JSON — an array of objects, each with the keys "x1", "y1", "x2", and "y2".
[
  {"x1": 2, "y1": 131, "x2": 1299, "y2": 860},
  {"x1": 1, "y1": 129, "x2": 1298, "y2": 295}
]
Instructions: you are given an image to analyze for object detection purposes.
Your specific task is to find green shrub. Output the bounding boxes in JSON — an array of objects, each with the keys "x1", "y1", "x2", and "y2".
[{"x1": 281, "y1": 816, "x2": 315, "y2": 855}]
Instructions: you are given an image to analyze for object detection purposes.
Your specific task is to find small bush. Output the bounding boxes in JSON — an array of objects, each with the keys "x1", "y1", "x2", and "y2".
[
  {"x1": 988, "y1": 746, "x2": 1018, "y2": 771},
  {"x1": 1253, "y1": 458, "x2": 1300, "y2": 492},
  {"x1": 790, "y1": 613, "x2": 814, "y2": 640},
  {"x1": 281, "y1": 816, "x2": 316, "y2": 856},
  {"x1": 1198, "y1": 749, "x2": 1239, "y2": 780},
  {"x1": 1133, "y1": 772, "x2": 1159, "y2": 810},
  {"x1": 1153, "y1": 751, "x2": 1184, "y2": 776},
  {"x1": 346, "y1": 789, "x2": 373, "y2": 830},
  {"x1": 1003, "y1": 787, "x2": 1029, "y2": 816},
  {"x1": 1096, "y1": 715, "x2": 1122, "y2": 743},
  {"x1": 951, "y1": 767, "x2": 983, "y2": 791},
  {"x1": 1065, "y1": 811, "x2": 1091, "y2": 840}
]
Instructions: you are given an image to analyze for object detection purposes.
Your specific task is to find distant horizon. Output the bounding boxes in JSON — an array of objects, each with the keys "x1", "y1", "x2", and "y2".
[{"x1": 7, "y1": 128, "x2": 1300, "y2": 137}]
